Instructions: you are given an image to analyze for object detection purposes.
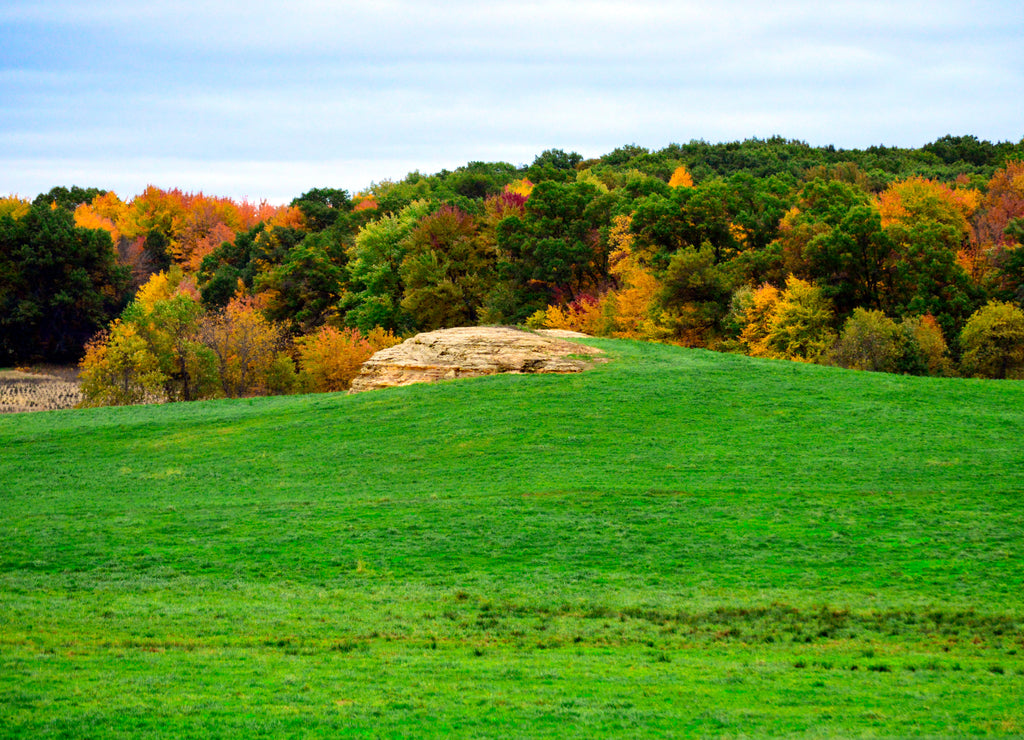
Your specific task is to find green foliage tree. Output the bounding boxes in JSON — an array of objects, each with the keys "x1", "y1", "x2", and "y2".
[
  {"x1": 197, "y1": 223, "x2": 307, "y2": 310},
  {"x1": 33, "y1": 186, "x2": 107, "y2": 213},
  {"x1": 80, "y1": 289, "x2": 220, "y2": 406},
  {"x1": 657, "y1": 246, "x2": 734, "y2": 343},
  {"x1": 527, "y1": 149, "x2": 584, "y2": 183},
  {"x1": 344, "y1": 201, "x2": 431, "y2": 332},
  {"x1": 0, "y1": 202, "x2": 129, "y2": 363},
  {"x1": 290, "y1": 188, "x2": 351, "y2": 231},
  {"x1": 959, "y1": 301, "x2": 1024, "y2": 379},
  {"x1": 887, "y1": 219, "x2": 980, "y2": 339},
  {"x1": 829, "y1": 308, "x2": 902, "y2": 372},
  {"x1": 126, "y1": 295, "x2": 220, "y2": 401},
  {"x1": 802, "y1": 204, "x2": 895, "y2": 315},
  {"x1": 258, "y1": 232, "x2": 345, "y2": 334},
  {"x1": 493, "y1": 181, "x2": 617, "y2": 321},
  {"x1": 399, "y1": 206, "x2": 494, "y2": 330}
]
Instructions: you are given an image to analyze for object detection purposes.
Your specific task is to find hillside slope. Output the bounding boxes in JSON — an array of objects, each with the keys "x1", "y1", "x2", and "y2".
[{"x1": 2, "y1": 339, "x2": 1023, "y2": 737}]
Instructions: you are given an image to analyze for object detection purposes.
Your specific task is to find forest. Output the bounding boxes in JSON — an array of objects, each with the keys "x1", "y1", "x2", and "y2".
[{"x1": 2, "y1": 134, "x2": 1024, "y2": 406}]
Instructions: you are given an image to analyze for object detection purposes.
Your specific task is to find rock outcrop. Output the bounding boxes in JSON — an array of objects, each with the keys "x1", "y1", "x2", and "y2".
[{"x1": 349, "y1": 326, "x2": 603, "y2": 393}]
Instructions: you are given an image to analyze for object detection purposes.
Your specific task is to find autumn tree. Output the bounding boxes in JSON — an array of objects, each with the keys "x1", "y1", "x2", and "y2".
[
  {"x1": 603, "y1": 215, "x2": 662, "y2": 338},
  {"x1": 973, "y1": 161, "x2": 1024, "y2": 293},
  {"x1": 128, "y1": 294, "x2": 219, "y2": 401},
  {"x1": 742, "y1": 276, "x2": 835, "y2": 362},
  {"x1": 534, "y1": 294, "x2": 607, "y2": 336},
  {"x1": 668, "y1": 165, "x2": 694, "y2": 188},
  {"x1": 79, "y1": 271, "x2": 219, "y2": 405},
  {"x1": 765, "y1": 276, "x2": 836, "y2": 362},
  {"x1": 79, "y1": 323, "x2": 165, "y2": 406},
  {"x1": 877, "y1": 176, "x2": 978, "y2": 237},
  {"x1": 739, "y1": 283, "x2": 781, "y2": 357},
  {"x1": 958, "y1": 301, "x2": 1024, "y2": 379},
  {"x1": 0, "y1": 196, "x2": 31, "y2": 220},
  {"x1": 197, "y1": 297, "x2": 292, "y2": 397},
  {"x1": 295, "y1": 326, "x2": 401, "y2": 392}
]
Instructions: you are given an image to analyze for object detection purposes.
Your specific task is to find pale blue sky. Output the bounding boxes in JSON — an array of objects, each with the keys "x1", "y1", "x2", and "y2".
[{"x1": 2, "y1": 0, "x2": 1021, "y2": 203}]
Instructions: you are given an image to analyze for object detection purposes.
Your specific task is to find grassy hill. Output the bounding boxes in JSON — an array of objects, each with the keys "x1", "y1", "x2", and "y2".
[{"x1": 2, "y1": 339, "x2": 1023, "y2": 737}]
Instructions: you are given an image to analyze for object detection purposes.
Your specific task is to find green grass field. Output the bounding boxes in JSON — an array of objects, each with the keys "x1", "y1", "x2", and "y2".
[{"x1": 2, "y1": 339, "x2": 1023, "y2": 737}]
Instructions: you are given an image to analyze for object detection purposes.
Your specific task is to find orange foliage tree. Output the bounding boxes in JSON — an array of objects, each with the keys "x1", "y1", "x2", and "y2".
[
  {"x1": 295, "y1": 326, "x2": 401, "y2": 393},
  {"x1": 970, "y1": 161, "x2": 1024, "y2": 289}
]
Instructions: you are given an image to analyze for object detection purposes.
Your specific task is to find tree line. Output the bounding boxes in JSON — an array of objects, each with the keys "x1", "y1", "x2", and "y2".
[{"x1": 2, "y1": 134, "x2": 1024, "y2": 405}]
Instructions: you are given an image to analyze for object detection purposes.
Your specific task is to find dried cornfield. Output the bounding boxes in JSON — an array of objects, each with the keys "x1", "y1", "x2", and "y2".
[{"x1": 0, "y1": 369, "x2": 82, "y2": 413}]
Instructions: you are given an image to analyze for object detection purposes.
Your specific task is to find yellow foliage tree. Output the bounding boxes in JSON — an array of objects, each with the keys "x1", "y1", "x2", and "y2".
[
  {"x1": 74, "y1": 202, "x2": 120, "y2": 245},
  {"x1": 604, "y1": 215, "x2": 662, "y2": 339},
  {"x1": 197, "y1": 297, "x2": 290, "y2": 397},
  {"x1": 541, "y1": 297, "x2": 605, "y2": 335},
  {"x1": 739, "y1": 283, "x2": 780, "y2": 357},
  {"x1": 877, "y1": 176, "x2": 978, "y2": 234},
  {"x1": 668, "y1": 165, "x2": 694, "y2": 188},
  {"x1": 504, "y1": 178, "x2": 535, "y2": 197},
  {"x1": 133, "y1": 266, "x2": 199, "y2": 311},
  {"x1": 0, "y1": 196, "x2": 30, "y2": 220},
  {"x1": 78, "y1": 322, "x2": 165, "y2": 407},
  {"x1": 745, "y1": 276, "x2": 835, "y2": 362}
]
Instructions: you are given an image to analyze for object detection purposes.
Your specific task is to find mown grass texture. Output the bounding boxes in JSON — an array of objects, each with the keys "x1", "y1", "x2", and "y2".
[{"x1": 1, "y1": 339, "x2": 1023, "y2": 737}]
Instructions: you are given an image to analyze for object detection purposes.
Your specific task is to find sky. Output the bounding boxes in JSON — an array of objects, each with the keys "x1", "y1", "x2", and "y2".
[{"x1": 2, "y1": 0, "x2": 1022, "y2": 204}]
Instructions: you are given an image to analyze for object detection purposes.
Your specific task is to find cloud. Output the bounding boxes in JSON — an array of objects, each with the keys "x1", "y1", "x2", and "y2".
[{"x1": 2, "y1": 0, "x2": 1022, "y2": 200}]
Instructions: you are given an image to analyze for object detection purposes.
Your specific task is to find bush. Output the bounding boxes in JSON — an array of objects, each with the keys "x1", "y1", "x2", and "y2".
[{"x1": 538, "y1": 294, "x2": 608, "y2": 336}]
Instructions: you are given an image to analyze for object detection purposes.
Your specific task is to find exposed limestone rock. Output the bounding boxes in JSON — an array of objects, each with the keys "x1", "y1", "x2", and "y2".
[{"x1": 349, "y1": 326, "x2": 604, "y2": 393}]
